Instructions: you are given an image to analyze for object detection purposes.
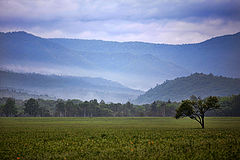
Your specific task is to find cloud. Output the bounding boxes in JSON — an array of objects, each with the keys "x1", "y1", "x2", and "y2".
[
  {"x1": 1, "y1": 0, "x2": 240, "y2": 21},
  {"x1": 0, "y1": 0, "x2": 240, "y2": 44},
  {"x1": 2, "y1": 18, "x2": 239, "y2": 44}
]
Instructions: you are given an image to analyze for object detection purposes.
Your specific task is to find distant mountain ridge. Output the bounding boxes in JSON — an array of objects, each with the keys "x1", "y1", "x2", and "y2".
[
  {"x1": 0, "y1": 31, "x2": 93, "y2": 68},
  {"x1": 50, "y1": 32, "x2": 240, "y2": 77},
  {"x1": 0, "y1": 70, "x2": 143, "y2": 102},
  {"x1": 1, "y1": 31, "x2": 239, "y2": 90},
  {"x1": 134, "y1": 73, "x2": 240, "y2": 104},
  {"x1": 49, "y1": 32, "x2": 240, "y2": 54}
]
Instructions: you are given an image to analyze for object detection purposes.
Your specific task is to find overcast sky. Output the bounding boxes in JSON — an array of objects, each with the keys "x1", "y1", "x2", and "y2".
[{"x1": 0, "y1": 0, "x2": 240, "y2": 44}]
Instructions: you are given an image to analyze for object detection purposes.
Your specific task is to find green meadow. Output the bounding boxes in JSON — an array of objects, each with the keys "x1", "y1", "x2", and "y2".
[{"x1": 0, "y1": 117, "x2": 240, "y2": 159}]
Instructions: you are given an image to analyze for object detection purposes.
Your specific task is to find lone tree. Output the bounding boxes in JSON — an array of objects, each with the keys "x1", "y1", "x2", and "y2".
[{"x1": 175, "y1": 96, "x2": 220, "y2": 128}]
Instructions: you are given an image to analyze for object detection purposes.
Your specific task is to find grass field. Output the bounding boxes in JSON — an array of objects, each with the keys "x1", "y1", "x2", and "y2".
[{"x1": 0, "y1": 117, "x2": 240, "y2": 159}]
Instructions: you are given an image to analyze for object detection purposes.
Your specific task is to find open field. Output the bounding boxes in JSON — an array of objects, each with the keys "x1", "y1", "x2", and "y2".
[{"x1": 0, "y1": 117, "x2": 240, "y2": 159}]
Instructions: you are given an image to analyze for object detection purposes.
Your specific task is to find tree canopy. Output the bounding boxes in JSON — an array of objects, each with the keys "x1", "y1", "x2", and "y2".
[
  {"x1": 1, "y1": 98, "x2": 17, "y2": 117},
  {"x1": 175, "y1": 96, "x2": 220, "y2": 128},
  {"x1": 24, "y1": 98, "x2": 39, "y2": 117}
]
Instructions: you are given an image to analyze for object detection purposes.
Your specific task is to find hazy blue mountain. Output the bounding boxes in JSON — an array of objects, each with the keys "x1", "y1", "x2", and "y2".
[
  {"x1": 0, "y1": 31, "x2": 93, "y2": 68},
  {"x1": 0, "y1": 31, "x2": 239, "y2": 90},
  {"x1": 0, "y1": 70, "x2": 143, "y2": 102},
  {"x1": 50, "y1": 32, "x2": 240, "y2": 78},
  {"x1": 151, "y1": 33, "x2": 240, "y2": 78},
  {"x1": 134, "y1": 73, "x2": 240, "y2": 104},
  {"x1": 50, "y1": 32, "x2": 240, "y2": 89},
  {"x1": 0, "y1": 31, "x2": 190, "y2": 90}
]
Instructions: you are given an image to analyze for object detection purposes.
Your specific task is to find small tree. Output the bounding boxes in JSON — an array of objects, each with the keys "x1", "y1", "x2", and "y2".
[
  {"x1": 56, "y1": 100, "x2": 65, "y2": 117},
  {"x1": 2, "y1": 98, "x2": 17, "y2": 117},
  {"x1": 175, "y1": 96, "x2": 220, "y2": 128},
  {"x1": 24, "y1": 98, "x2": 39, "y2": 117}
]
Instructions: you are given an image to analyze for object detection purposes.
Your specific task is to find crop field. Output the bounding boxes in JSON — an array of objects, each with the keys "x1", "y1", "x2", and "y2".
[{"x1": 0, "y1": 117, "x2": 240, "y2": 160}]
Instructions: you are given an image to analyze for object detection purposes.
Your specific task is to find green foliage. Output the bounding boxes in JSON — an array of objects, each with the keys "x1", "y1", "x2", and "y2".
[
  {"x1": 176, "y1": 96, "x2": 220, "y2": 128},
  {"x1": 56, "y1": 100, "x2": 65, "y2": 117},
  {"x1": 175, "y1": 100, "x2": 194, "y2": 119},
  {"x1": 205, "y1": 96, "x2": 220, "y2": 111},
  {"x1": 1, "y1": 98, "x2": 17, "y2": 117},
  {"x1": 209, "y1": 94, "x2": 240, "y2": 116},
  {"x1": 0, "y1": 94, "x2": 239, "y2": 117},
  {"x1": 0, "y1": 117, "x2": 239, "y2": 159},
  {"x1": 24, "y1": 98, "x2": 39, "y2": 117}
]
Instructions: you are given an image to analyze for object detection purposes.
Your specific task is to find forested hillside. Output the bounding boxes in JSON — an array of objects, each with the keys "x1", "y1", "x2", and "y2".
[
  {"x1": 0, "y1": 70, "x2": 142, "y2": 102},
  {"x1": 0, "y1": 88, "x2": 55, "y2": 100},
  {"x1": 134, "y1": 73, "x2": 240, "y2": 104}
]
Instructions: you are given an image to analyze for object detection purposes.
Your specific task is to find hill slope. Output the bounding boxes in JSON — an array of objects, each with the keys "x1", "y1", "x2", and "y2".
[
  {"x1": 0, "y1": 31, "x2": 93, "y2": 68},
  {"x1": 134, "y1": 73, "x2": 240, "y2": 104},
  {"x1": 0, "y1": 70, "x2": 143, "y2": 102},
  {"x1": 0, "y1": 88, "x2": 55, "y2": 100}
]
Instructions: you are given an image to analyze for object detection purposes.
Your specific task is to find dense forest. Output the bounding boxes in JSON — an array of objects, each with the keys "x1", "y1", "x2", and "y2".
[{"x1": 0, "y1": 94, "x2": 239, "y2": 117}]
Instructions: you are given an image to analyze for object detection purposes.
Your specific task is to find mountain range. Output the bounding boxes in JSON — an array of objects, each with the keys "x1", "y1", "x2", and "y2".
[
  {"x1": 1, "y1": 31, "x2": 239, "y2": 91},
  {"x1": 0, "y1": 31, "x2": 240, "y2": 102},
  {"x1": 134, "y1": 73, "x2": 240, "y2": 104},
  {"x1": 50, "y1": 32, "x2": 240, "y2": 79}
]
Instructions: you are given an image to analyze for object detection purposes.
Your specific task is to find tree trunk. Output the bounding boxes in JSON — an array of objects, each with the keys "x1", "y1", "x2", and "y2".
[
  {"x1": 84, "y1": 108, "x2": 86, "y2": 117},
  {"x1": 162, "y1": 105, "x2": 166, "y2": 117},
  {"x1": 201, "y1": 115, "x2": 205, "y2": 129}
]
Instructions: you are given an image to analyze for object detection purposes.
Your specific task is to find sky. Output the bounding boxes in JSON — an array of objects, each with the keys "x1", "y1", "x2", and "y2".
[{"x1": 0, "y1": 0, "x2": 240, "y2": 44}]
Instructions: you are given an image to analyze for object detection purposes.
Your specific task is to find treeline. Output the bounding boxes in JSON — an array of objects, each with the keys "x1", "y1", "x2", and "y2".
[
  {"x1": 0, "y1": 94, "x2": 240, "y2": 117},
  {"x1": 0, "y1": 98, "x2": 178, "y2": 117},
  {"x1": 207, "y1": 94, "x2": 240, "y2": 116}
]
